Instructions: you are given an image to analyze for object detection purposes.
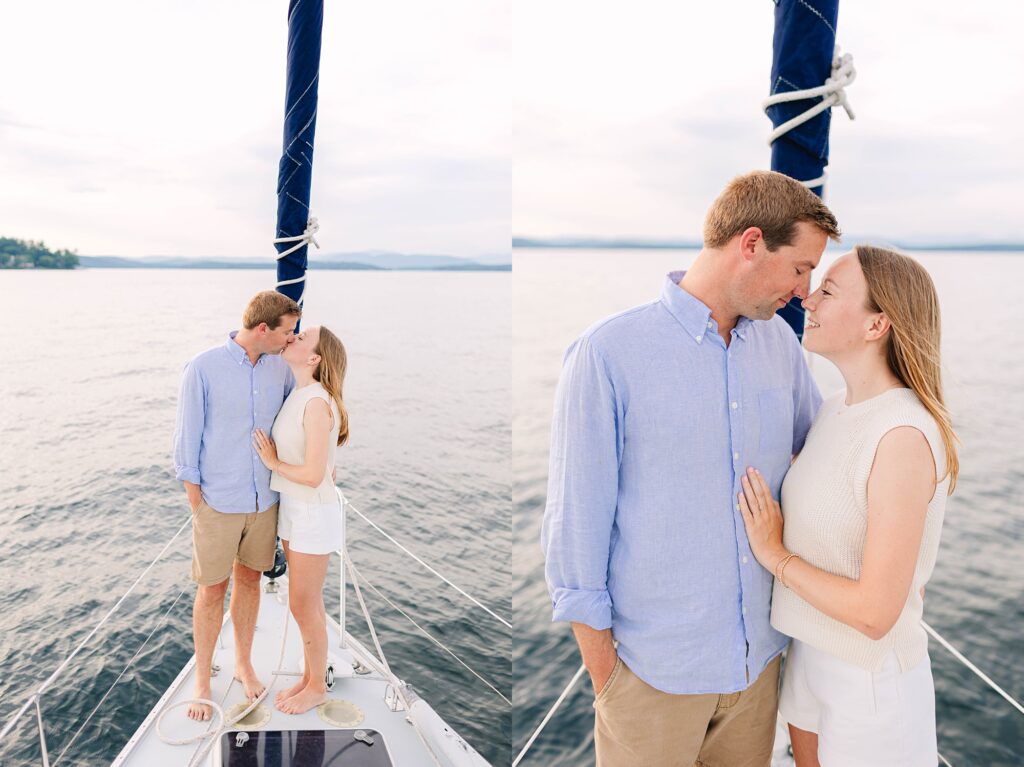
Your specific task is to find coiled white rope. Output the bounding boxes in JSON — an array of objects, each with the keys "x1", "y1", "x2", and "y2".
[
  {"x1": 762, "y1": 47, "x2": 856, "y2": 189},
  {"x1": 156, "y1": 587, "x2": 293, "y2": 767}
]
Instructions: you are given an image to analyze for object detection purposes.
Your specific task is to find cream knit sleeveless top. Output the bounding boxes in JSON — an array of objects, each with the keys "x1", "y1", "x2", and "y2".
[
  {"x1": 770, "y1": 387, "x2": 948, "y2": 672},
  {"x1": 270, "y1": 382, "x2": 340, "y2": 503}
]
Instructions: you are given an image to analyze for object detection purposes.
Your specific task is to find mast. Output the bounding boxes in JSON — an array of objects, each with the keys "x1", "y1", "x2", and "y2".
[
  {"x1": 765, "y1": 0, "x2": 852, "y2": 338},
  {"x1": 274, "y1": 0, "x2": 325, "y2": 324}
]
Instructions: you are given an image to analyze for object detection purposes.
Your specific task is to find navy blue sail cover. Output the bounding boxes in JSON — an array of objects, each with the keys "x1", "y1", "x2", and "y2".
[
  {"x1": 275, "y1": 0, "x2": 324, "y2": 312},
  {"x1": 767, "y1": 0, "x2": 839, "y2": 337}
]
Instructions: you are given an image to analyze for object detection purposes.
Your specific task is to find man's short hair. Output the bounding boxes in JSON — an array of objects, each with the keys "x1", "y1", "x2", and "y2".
[
  {"x1": 703, "y1": 170, "x2": 841, "y2": 251},
  {"x1": 242, "y1": 290, "x2": 302, "y2": 330}
]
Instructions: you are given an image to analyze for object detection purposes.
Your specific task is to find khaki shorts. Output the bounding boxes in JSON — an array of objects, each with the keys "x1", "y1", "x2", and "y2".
[
  {"x1": 190, "y1": 500, "x2": 278, "y2": 586},
  {"x1": 595, "y1": 654, "x2": 781, "y2": 767}
]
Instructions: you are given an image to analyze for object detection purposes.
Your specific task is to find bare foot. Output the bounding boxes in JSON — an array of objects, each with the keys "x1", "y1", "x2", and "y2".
[
  {"x1": 234, "y1": 663, "x2": 266, "y2": 701},
  {"x1": 275, "y1": 675, "x2": 310, "y2": 706},
  {"x1": 275, "y1": 684, "x2": 328, "y2": 715},
  {"x1": 188, "y1": 684, "x2": 213, "y2": 721}
]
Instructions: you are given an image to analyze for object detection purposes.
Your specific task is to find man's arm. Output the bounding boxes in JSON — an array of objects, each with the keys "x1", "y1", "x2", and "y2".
[
  {"x1": 572, "y1": 623, "x2": 618, "y2": 694},
  {"x1": 173, "y1": 361, "x2": 205, "y2": 510},
  {"x1": 183, "y1": 480, "x2": 203, "y2": 512},
  {"x1": 541, "y1": 337, "x2": 621, "y2": 692}
]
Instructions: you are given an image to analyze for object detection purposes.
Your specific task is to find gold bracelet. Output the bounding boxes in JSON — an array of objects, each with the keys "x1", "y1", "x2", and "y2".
[
  {"x1": 773, "y1": 553, "x2": 795, "y2": 583},
  {"x1": 779, "y1": 554, "x2": 800, "y2": 588}
]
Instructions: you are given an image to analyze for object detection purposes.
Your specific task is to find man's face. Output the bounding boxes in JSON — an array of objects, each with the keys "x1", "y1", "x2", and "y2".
[
  {"x1": 262, "y1": 314, "x2": 299, "y2": 354},
  {"x1": 739, "y1": 221, "x2": 828, "y2": 321}
]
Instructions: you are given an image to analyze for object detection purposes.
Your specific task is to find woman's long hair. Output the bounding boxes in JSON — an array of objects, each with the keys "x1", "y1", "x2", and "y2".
[
  {"x1": 313, "y1": 326, "x2": 350, "y2": 446},
  {"x1": 856, "y1": 245, "x2": 960, "y2": 493}
]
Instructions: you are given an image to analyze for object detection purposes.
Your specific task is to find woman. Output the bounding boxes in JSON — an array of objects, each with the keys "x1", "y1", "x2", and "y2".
[
  {"x1": 253, "y1": 325, "x2": 350, "y2": 715},
  {"x1": 740, "y1": 245, "x2": 959, "y2": 766}
]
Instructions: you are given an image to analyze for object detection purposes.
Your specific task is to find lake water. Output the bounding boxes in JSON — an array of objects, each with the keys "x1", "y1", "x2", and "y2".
[
  {"x1": 0, "y1": 268, "x2": 512, "y2": 765},
  {"x1": 513, "y1": 249, "x2": 1024, "y2": 767}
]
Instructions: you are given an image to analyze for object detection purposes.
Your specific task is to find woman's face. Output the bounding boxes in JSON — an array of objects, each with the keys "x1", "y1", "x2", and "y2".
[
  {"x1": 801, "y1": 252, "x2": 880, "y2": 359},
  {"x1": 283, "y1": 325, "x2": 321, "y2": 368}
]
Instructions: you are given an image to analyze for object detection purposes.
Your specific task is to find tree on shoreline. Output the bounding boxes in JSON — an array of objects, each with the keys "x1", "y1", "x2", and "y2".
[{"x1": 0, "y1": 237, "x2": 79, "y2": 269}]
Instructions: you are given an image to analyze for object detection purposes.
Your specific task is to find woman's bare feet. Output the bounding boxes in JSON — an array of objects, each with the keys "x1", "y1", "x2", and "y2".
[
  {"x1": 187, "y1": 684, "x2": 213, "y2": 721},
  {"x1": 275, "y1": 684, "x2": 328, "y2": 715},
  {"x1": 275, "y1": 675, "x2": 310, "y2": 706}
]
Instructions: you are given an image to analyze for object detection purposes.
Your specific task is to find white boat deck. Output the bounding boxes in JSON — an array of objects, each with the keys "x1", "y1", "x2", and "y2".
[{"x1": 113, "y1": 574, "x2": 485, "y2": 766}]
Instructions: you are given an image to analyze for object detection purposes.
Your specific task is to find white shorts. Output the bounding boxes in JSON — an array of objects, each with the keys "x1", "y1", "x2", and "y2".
[
  {"x1": 278, "y1": 494, "x2": 343, "y2": 555},
  {"x1": 779, "y1": 639, "x2": 937, "y2": 767}
]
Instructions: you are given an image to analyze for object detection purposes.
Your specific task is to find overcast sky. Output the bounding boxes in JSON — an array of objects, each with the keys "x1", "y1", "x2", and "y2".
[
  {"x1": 0, "y1": 1, "x2": 509, "y2": 259},
  {"x1": 4, "y1": 3, "x2": 1021, "y2": 259},
  {"x1": 514, "y1": 1, "x2": 1024, "y2": 244}
]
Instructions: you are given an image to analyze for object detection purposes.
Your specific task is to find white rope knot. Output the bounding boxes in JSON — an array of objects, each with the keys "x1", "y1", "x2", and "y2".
[
  {"x1": 273, "y1": 216, "x2": 320, "y2": 261},
  {"x1": 762, "y1": 46, "x2": 856, "y2": 188},
  {"x1": 272, "y1": 216, "x2": 319, "y2": 301}
]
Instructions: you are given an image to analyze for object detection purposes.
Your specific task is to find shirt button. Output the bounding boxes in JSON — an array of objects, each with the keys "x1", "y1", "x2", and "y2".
[
  {"x1": 695, "y1": 335, "x2": 702, "y2": 342},
  {"x1": 253, "y1": 389, "x2": 258, "y2": 394},
  {"x1": 733, "y1": 452, "x2": 739, "y2": 461},
  {"x1": 742, "y1": 606, "x2": 747, "y2": 615},
  {"x1": 742, "y1": 556, "x2": 749, "y2": 564},
  {"x1": 731, "y1": 401, "x2": 738, "y2": 409},
  {"x1": 707, "y1": 321, "x2": 713, "y2": 328},
  {"x1": 735, "y1": 503, "x2": 740, "y2": 511}
]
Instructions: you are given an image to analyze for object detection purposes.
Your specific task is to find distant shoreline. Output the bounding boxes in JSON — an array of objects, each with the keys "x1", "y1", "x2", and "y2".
[
  {"x1": 513, "y1": 237, "x2": 1024, "y2": 253},
  {"x1": 70, "y1": 256, "x2": 510, "y2": 271}
]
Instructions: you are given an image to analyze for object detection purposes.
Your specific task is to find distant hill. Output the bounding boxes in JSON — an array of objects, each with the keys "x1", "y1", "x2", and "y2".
[
  {"x1": 1, "y1": 237, "x2": 79, "y2": 269},
  {"x1": 78, "y1": 256, "x2": 386, "y2": 270},
  {"x1": 76, "y1": 252, "x2": 511, "y2": 271},
  {"x1": 513, "y1": 236, "x2": 1024, "y2": 252}
]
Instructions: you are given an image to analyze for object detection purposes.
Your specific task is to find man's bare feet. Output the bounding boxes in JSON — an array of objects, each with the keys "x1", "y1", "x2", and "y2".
[
  {"x1": 188, "y1": 684, "x2": 213, "y2": 721},
  {"x1": 275, "y1": 675, "x2": 309, "y2": 706},
  {"x1": 234, "y1": 663, "x2": 267, "y2": 701},
  {"x1": 275, "y1": 684, "x2": 328, "y2": 715}
]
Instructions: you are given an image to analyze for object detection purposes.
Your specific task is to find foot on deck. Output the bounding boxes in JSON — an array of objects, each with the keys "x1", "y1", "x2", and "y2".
[
  {"x1": 188, "y1": 684, "x2": 213, "y2": 721},
  {"x1": 276, "y1": 685, "x2": 328, "y2": 715},
  {"x1": 234, "y1": 663, "x2": 267, "y2": 701},
  {"x1": 276, "y1": 675, "x2": 309, "y2": 706}
]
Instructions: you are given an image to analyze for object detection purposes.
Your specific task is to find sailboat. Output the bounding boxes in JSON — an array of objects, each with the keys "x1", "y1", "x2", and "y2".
[{"x1": 0, "y1": 2, "x2": 504, "y2": 765}]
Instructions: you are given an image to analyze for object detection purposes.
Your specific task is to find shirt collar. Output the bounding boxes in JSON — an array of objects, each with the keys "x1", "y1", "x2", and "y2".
[
  {"x1": 661, "y1": 271, "x2": 751, "y2": 344},
  {"x1": 226, "y1": 331, "x2": 260, "y2": 365}
]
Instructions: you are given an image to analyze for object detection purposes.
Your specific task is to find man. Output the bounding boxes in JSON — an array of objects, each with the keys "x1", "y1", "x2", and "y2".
[
  {"x1": 173, "y1": 290, "x2": 300, "y2": 720},
  {"x1": 541, "y1": 171, "x2": 841, "y2": 766}
]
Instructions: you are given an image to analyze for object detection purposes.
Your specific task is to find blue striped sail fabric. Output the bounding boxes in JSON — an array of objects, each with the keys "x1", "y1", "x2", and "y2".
[
  {"x1": 768, "y1": 0, "x2": 840, "y2": 338},
  {"x1": 274, "y1": 0, "x2": 324, "y2": 313}
]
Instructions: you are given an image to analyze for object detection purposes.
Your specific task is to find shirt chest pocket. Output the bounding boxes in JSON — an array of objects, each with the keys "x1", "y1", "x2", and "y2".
[{"x1": 757, "y1": 387, "x2": 794, "y2": 457}]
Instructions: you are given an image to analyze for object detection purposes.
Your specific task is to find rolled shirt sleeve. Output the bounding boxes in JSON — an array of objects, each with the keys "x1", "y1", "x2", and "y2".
[
  {"x1": 173, "y1": 360, "x2": 205, "y2": 485},
  {"x1": 541, "y1": 336, "x2": 621, "y2": 630}
]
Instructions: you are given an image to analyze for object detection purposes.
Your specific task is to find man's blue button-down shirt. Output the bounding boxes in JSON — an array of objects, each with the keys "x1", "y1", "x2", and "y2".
[
  {"x1": 541, "y1": 272, "x2": 822, "y2": 694},
  {"x1": 173, "y1": 332, "x2": 294, "y2": 514}
]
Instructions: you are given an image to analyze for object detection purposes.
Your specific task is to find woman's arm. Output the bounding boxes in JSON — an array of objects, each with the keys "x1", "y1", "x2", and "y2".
[
  {"x1": 741, "y1": 426, "x2": 936, "y2": 640},
  {"x1": 253, "y1": 398, "x2": 334, "y2": 488}
]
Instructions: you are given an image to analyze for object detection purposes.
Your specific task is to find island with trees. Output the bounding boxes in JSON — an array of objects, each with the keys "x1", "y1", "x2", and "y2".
[{"x1": 0, "y1": 237, "x2": 79, "y2": 269}]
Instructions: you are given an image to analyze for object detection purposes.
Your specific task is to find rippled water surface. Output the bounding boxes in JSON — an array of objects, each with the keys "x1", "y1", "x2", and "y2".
[
  {"x1": 0, "y1": 268, "x2": 511, "y2": 765},
  {"x1": 513, "y1": 249, "x2": 1024, "y2": 767}
]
